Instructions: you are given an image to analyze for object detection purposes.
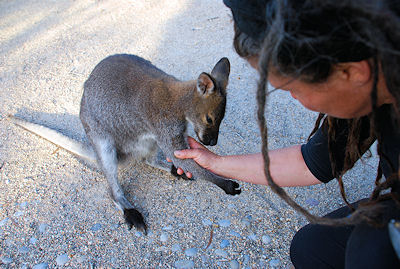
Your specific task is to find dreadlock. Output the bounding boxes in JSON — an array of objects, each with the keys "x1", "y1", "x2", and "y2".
[{"x1": 231, "y1": 0, "x2": 400, "y2": 226}]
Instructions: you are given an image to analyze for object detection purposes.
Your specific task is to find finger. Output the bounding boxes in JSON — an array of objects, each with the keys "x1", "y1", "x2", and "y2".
[
  {"x1": 187, "y1": 136, "x2": 207, "y2": 150},
  {"x1": 166, "y1": 158, "x2": 172, "y2": 162},
  {"x1": 174, "y1": 149, "x2": 194, "y2": 159},
  {"x1": 185, "y1": 172, "x2": 192, "y2": 178},
  {"x1": 177, "y1": 168, "x2": 184, "y2": 175}
]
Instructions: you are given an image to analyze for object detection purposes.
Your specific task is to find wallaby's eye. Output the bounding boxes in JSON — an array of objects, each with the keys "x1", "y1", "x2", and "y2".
[{"x1": 206, "y1": 115, "x2": 213, "y2": 124}]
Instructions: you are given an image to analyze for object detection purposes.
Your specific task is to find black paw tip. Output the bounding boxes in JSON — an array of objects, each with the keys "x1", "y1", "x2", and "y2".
[
  {"x1": 226, "y1": 181, "x2": 241, "y2": 195},
  {"x1": 124, "y1": 208, "x2": 147, "y2": 234},
  {"x1": 170, "y1": 165, "x2": 179, "y2": 177}
]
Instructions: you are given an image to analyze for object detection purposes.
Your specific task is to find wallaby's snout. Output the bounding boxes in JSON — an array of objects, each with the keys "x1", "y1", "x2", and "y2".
[
  {"x1": 193, "y1": 121, "x2": 222, "y2": 146},
  {"x1": 205, "y1": 135, "x2": 217, "y2": 146},
  {"x1": 200, "y1": 131, "x2": 218, "y2": 146}
]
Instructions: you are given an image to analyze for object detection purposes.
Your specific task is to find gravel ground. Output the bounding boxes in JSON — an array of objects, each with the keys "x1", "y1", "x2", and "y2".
[{"x1": 0, "y1": 0, "x2": 379, "y2": 268}]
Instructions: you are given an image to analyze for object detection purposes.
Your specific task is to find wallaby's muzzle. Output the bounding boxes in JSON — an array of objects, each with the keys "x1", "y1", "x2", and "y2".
[
  {"x1": 199, "y1": 131, "x2": 218, "y2": 146},
  {"x1": 201, "y1": 136, "x2": 217, "y2": 146}
]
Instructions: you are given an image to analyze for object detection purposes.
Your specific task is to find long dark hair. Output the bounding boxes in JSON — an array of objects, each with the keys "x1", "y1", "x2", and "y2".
[{"x1": 229, "y1": 0, "x2": 400, "y2": 226}]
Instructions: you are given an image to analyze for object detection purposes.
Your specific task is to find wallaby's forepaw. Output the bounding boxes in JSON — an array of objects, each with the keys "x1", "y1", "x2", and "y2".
[
  {"x1": 124, "y1": 208, "x2": 147, "y2": 234},
  {"x1": 223, "y1": 181, "x2": 241, "y2": 195},
  {"x1": 170, "y1": 165, "x2": 192, "y2": 180}
]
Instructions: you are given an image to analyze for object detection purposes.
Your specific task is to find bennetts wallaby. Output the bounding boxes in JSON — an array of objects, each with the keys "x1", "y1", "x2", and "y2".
[{"x1": 11, "y1": 54, "x2": 241, "y2": 233}]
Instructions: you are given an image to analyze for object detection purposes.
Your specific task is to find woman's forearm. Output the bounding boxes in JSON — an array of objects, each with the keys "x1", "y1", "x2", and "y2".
[{"x1": 210, "y1": 145, "x2": 322, "y2": 187}]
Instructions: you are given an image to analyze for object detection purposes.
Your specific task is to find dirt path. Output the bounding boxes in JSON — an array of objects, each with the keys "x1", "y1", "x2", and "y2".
[{"x1": 0, "y1": 0, "x2": 377, "y2": 268}]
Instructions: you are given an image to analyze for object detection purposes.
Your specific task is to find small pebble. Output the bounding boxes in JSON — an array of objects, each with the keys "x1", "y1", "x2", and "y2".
[
  {"x1": 20, "y1": 202, "x2": 28, "y2": 209},
  {"x1": 0, "y1": 218, "x2": 9, "y2": 227},
  {"x1": 155, "y1": 246, "x2": 168, "y2": 252},
  {"x1": 110, "y1": 223, "x2": 120, "y2": 230},
  {"x1": 220, "y1": 239, "x2": 229, "y2": 248},
  {"x1": 32, "y1": 263, "x2": 48, "y2": 269},
  {"x1": 1, "y1": 257, "x2": 13, "y2": 264},
  {"x1": 241, "y1": 219, "x2": 251, "y2": 227},
  {"x1": 76, "y1": 255, "x2": 88, "y2": 263},
  {"x1": 174, "y1": 260, "x2": 195, "y2": 269},
  {"x1": 245, "y1": 215, "x2": 253, "y2": 221},
  {"x1": 248, "y1": 234, "x2": 257, "y2": 241},
  {"x1": 262, "y1": 235, "x2": 271, "y2": 244},
  {"x1": 30, "y1": 237, "x2": 37, "y2": 244},
  {"x1": 162, "y1": 225, "x2": 173, "y2": 231},
  {"x1": 200, "y1": 255, "x2": 209, "y2": 264},
  {"x1": 90, "y1": 223, "x2": 102, "y2": 232},
  {"x1": 229, "y1": 231, "x2": 241, "y2": 237},
  {"x1": 229, "y1": 260, "x2": 240, "y2": 269},
  {"x1": 243, "y1": 254, "x2": 250, "y2": 265},
  {"x1": 259, "y1": 260, "x2": 267, "y2": 267},
  {"x1": 171, "y1": 244, "x2": 182, "y2": 252},
  {"x1": 214, "y1": 249, "x2": 228, "y2": 258},
  {"x1": 19, "y1": 246, "x2": 29, "y2": 254},
  {"x1": 38, "y1": 223, "x2": 49, "y2": 233},
  {"x1": 269, "y1": 259, "x2": 280, "y2": 267},
  {"x1": 135, "y1": 231, "x2": 142, "y2": 237},
  {"x1": 185, "y1": 248, "x2": 198, "y2": 257},
  {"x1": 147, "y1": 231, "x2": 154, "y2": 237},
  {"x1": 218, "y1": 219, "x2": 231, "y2": 227},
  {"x1": 56, "y1": 254, "x2": 69, "y2": 266},
  {"x1": 14, "y1": 211, "x2": 24, "y2": 217},
  {"x1": 160, "y1": 233, "x2": 169, "y2": 242},
  {"x1": 306, "y1": 198, "x2": 319, "y2": 207},
  {"x1": 202, "y1": 219, "x2": 212, "y2": 226}
]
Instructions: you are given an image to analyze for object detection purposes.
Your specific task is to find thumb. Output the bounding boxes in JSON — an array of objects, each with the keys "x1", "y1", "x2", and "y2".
[
  {"x1": 187, "y1": 136, "x2": 207, "y2": 150},
  {"x1": 174, "y1": 148, "x2": 200, "y2": 159}
]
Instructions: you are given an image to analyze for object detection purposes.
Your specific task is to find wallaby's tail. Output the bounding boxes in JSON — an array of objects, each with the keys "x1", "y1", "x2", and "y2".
[{"x1": 8, "y1": 115, "x2": 97, "y2": 163}]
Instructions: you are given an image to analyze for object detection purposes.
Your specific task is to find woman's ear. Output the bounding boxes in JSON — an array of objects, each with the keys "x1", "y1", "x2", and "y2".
[{"x1": 335, "y1": 60, "x2": 371, "y2": 84}]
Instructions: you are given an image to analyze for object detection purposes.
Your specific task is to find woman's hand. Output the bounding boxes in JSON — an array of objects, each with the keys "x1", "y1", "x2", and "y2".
[
  {"x1": 168, "y1": 138, "x2": 321, "y2": 187},
  {"x1": 167, "y1": 136, "x2": 220, "y2": 178}
]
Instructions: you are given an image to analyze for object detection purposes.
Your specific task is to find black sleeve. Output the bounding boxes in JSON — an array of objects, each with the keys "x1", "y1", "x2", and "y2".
[
  {"x1": 301, "y1": 117, "x2": 374, "y2": 183},
  {"x1": 301, "y1": 127, "x2": 336, "y2": 183}
]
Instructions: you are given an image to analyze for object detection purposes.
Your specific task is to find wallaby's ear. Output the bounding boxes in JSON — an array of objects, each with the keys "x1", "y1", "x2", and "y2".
[
  {"x1": 211, "y1": 57, "x2": 230, "y2": 89},
  {"x1": 197, "y1": 72, "x2": 215, "y2": 96}
]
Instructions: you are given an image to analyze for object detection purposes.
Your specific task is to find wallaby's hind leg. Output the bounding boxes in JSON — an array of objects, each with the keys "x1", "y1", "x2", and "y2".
[{"x1": 92, "y1": 136, "x2": 147, "y2": 233}]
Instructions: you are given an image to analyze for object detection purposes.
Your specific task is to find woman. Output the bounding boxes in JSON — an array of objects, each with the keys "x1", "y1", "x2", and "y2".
[{"x1": 172, "y1": 0, "x2": 400, "y2": 268}]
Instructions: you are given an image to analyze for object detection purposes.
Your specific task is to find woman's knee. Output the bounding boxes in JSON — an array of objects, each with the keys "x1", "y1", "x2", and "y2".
[
  {"x1": 290, "y1": 224, "x2": 315, "y2": 268},
  {"x1": 290, "y1": 223, "x2": 350, "y2": 268}
]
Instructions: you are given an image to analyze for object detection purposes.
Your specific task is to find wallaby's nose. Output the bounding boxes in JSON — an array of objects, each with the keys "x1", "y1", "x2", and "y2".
[
  {"x1": 201, "y1": 134, "x2": 218, "y2": 146},
  {"x1": 209, "y1": 138, "x2": 217, "y2": 146}
]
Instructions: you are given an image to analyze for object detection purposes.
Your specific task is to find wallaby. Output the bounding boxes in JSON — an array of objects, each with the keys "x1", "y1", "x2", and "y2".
[{"x1": 10, "y1": 54, "x2": 241, "y2": 233}]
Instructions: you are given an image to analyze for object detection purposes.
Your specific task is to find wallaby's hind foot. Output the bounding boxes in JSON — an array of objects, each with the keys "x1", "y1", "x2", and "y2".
[
  {"x1": 124, "y1": 208, "x2": 147, "y2": 234},
  {"x1": 170, "y1": 165, "x2": 191, "y2": 180}
]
